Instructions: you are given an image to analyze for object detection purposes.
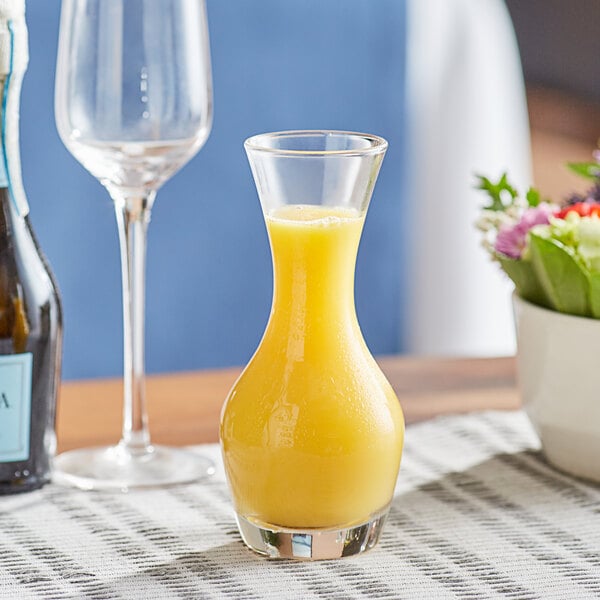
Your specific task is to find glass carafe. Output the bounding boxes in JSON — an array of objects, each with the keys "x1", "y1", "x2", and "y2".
[{"x1": 220, "y1": 131, "x2": 404, "y2": 559}]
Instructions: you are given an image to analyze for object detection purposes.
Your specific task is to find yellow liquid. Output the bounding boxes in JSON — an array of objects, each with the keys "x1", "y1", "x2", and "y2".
[{"x1": 220, "y1": 205, "x2": 404, "y2": 529}]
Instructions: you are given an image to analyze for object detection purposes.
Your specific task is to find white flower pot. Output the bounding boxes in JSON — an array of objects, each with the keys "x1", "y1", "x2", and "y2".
[{"x1": 513, "y1": 294, "x2": 600, "y2": 482}]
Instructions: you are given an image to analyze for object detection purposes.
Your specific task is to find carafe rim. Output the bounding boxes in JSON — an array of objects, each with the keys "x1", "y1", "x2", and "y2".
[{"x1": 244, "y1": 130, "x2": 388, "y2": 158}]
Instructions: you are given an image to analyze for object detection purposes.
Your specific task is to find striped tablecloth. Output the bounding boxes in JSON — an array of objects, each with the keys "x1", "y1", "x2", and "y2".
[{"x1": 1, "y1": 410, "x2": 600, "y2": 600}]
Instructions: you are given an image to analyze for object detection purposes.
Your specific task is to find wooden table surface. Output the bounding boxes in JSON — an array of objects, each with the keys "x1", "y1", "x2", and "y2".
[{"x1": 57, "y1": 356, "x2": 520, "y2": 452}]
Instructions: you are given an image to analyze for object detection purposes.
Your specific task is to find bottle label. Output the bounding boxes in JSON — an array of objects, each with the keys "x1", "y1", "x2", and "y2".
[{"x1": 0, "y1": 352, "x2": 32, "y2": 462}]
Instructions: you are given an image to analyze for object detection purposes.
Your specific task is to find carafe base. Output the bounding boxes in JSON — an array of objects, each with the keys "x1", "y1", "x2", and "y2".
[{"x1": 235, "y1": 506, "x2": 389, "y2": 560}]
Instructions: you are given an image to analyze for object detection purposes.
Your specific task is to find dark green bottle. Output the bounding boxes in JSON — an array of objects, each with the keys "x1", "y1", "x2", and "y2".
[{"x1": 0, "y1": 2, "x2": 63, "y2": 494}]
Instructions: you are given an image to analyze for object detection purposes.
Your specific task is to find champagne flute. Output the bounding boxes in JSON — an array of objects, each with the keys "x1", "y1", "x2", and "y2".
[{"x1": 53, "y1": 0, "x2": 213, "y2": 490}]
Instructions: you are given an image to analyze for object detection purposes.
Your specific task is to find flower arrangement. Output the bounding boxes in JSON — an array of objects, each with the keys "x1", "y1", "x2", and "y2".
[{"x1": 476, "y1": 152, "x2": 600, "y2": 318}]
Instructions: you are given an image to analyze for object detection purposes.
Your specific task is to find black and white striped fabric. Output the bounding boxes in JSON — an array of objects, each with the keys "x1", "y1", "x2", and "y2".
[{"x1": 1, "y1": 410, "x2": 600, "y2": 599}]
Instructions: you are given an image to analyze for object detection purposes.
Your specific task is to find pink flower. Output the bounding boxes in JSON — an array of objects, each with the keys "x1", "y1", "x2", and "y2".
[{"x1": 495, "y1": 204, "x2": 554, "y2": 259}]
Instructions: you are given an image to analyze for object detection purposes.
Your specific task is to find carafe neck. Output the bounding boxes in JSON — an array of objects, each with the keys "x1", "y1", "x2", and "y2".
[
  {"x1": 263, "y1": 207, "x2": 365, "y2": 356},
  {"x1": 271, "y1": 239, "x2": 359, "y2": 322}
]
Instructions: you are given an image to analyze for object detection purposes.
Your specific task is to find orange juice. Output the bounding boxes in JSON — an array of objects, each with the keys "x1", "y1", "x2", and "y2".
[{"x1": 220, "y1": 205, "x2": 404, "y2": 529}]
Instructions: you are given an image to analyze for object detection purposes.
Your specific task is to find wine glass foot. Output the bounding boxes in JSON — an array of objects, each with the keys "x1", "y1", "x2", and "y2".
[{"x1": 52, "y1": 444, "x2": 215, "y2": 492}]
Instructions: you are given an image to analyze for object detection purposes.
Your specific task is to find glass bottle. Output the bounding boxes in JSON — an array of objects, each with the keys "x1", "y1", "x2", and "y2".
[
  {"x1": 0, "y1": 2, "x2": 63, "y2": 494},
  {"x1": 220, "y1": 131, "x2": 404, "y2": 559}
]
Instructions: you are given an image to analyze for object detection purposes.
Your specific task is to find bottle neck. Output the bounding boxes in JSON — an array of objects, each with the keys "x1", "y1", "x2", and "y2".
[
  {"x1": 0, "y1": 8, "x2": 28, "y2": 219},
  {"x1": 0, "y1": 185, "x2": 13, "y2": 228}
]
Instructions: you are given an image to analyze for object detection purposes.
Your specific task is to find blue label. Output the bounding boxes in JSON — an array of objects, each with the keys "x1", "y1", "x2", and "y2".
[{"x1": 0, "y1": 352, "x2": 32, "y2": 462}]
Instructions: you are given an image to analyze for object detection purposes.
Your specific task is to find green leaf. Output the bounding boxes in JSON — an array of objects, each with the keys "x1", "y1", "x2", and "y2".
[
  {"x1": 498, "y1": 255, "x2": 552, "y2": 309},
  {"x1": 525, "y1": 187, "x2": 541, "y2": 207},
  {"x1": 528, "y1": 232, "x2": 591, "y2": 317},
  {"x1": 475, "y1": 172, "x2": 518, "y2": 211},
  {"x1": 588, "y1": 272, "x2": 600, "y2": 318},
  {"x1": 567, "y1": 161, "x2": 600, "y2": 180}
]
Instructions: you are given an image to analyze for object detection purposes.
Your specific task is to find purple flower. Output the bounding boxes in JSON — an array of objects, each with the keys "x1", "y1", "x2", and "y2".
[
  {"x1": 564, "y1": 182, "x2": 600, "y2": 206},
  {"x1": 495, "y1": 204, "x2": 553, "y2": 259}
]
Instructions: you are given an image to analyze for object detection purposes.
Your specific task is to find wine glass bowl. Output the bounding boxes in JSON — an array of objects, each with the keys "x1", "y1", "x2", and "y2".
[
  {"x1": 63, "y1": 137, "x2": 209, "y2": 193},
  {"x1": 55, "y1": 0, "x2": 212, "y2": 194},
  {"x1": 53, "y1": 0, "x2": 213, "y2": 490}
]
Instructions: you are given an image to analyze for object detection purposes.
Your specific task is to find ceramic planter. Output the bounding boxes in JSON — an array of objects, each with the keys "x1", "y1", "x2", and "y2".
[{"x1": 513, "y1": 294, "x2": 600, "y2": 482}]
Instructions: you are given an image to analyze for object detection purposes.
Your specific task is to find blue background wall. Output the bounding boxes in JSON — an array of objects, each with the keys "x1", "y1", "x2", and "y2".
[{"x1": 22, "y1": 1, "x2": 407, "y2": 380}]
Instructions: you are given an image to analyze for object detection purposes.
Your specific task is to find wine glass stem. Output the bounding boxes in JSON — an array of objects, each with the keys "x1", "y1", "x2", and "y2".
[{"x1": 112, "y1": 190, "x2": 157, "y2": 456}]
